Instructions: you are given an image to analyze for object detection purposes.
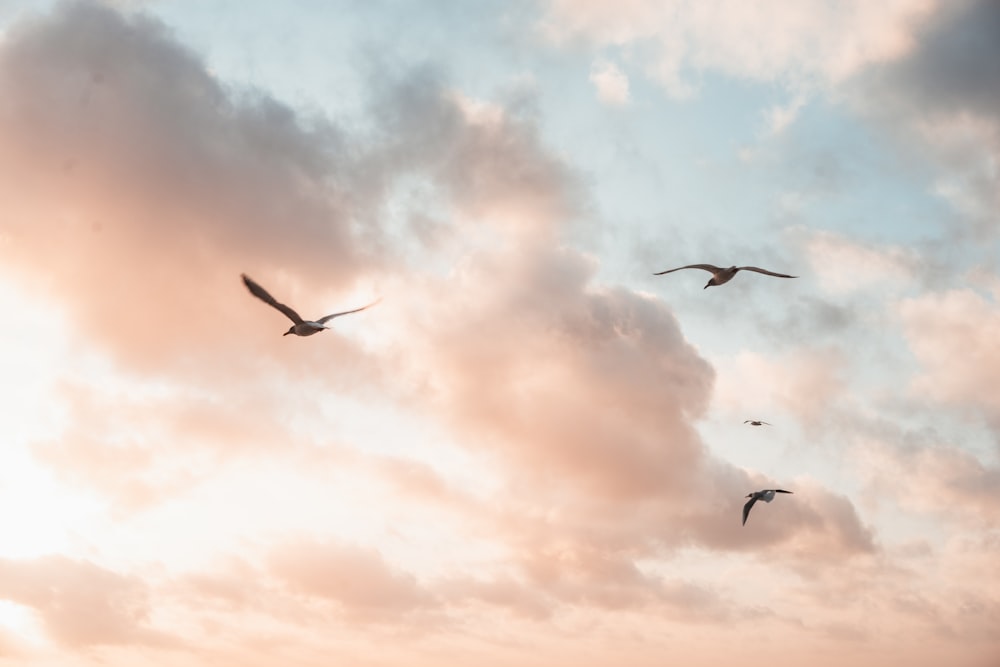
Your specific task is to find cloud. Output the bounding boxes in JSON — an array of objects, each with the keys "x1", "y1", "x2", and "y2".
[
  {"x1": 847, "y1": 0, "x2": 1000, "y2": 234},
  {"x1": 0, "y1": 4, "x2": 889, "y2": 661},
  {"x1": 802, "y1": 229, "x2": 919, "y2": 295},
  {"x1": 539, "y1": 0, "x2": 935, "y2": 96},
  {"x1": 589, "y1": 60, "x2": 630, "y2": 106},
  {"x1": 0, "y1": 1, "x2": 388, "y2": 374},
  {"x1": 899, "y1": 288, "x2": 1000, "y2": 426},
  {"x1": 382, "y1": 239, "x2": 875, "y2": 577},
  {"x1": 856, "y1": 434, "x2": 1000, "y2": 525},
  {"x1": 714, "y1": 348, "x2": 848, "y2": 428},
  {"x1": 268, "y1": 539, "x2": 436, "y2": 621},
  {"x1": 0, "y1": 555, "x2": 173, "y2": 649},
  {"x1": 861, "y1": 0, "x2": 1000, "y2": 119},
  {"x1": 762, "y1": 94, "x2": 807, "y2": 135}
]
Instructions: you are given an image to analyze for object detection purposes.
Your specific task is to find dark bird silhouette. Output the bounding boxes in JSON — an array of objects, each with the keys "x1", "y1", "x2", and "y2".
[
  {"x1": 744, "y1": 420, "x2": 771, "y2": 426},
  {"x1": 653, "y1": 264, "x2": 796, "y2": 289},
  {"x1": 242, "y1": 274, "x2": 379, "y2": 336},
  {"x1": 743, "y1": 489, "x2": 793, "y2": 526}
]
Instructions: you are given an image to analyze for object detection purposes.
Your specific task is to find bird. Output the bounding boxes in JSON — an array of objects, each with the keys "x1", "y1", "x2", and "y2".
[
  {"x1": 241, "y1": 274, "x2": 379, "y2": 336},
  {"x1": 652, "y1": 264, "x2": 796, "y2": 289},
  {"x1": 744, "y1": 420, "x2": 771, "y2": 426},
  {"x1": 742, "y1": 489, "x2": 793, "y2": 526}
]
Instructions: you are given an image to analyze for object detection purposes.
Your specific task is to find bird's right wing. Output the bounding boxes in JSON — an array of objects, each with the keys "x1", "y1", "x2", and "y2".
[
  {"x1": 316, "y1": 298, "x2": 382, "y2": 324},
  {"x1": 738, "y1": 266, "x2": 797, "y2": 279},
  {"x1": 773, "y1": 489, "x2": 793, "y2": 494},
  {"x1": 241, "y1": 274, "x2": 303, "y2": 324},
  {"x1": 742, "y1": 497, "x2": 757, "y2": 526},
  {"x1": 653, "y1": 264, "x2": 720, "y2": 276}
]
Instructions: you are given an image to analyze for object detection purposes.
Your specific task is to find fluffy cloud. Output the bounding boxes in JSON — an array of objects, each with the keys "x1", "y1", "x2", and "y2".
[
  {"x1": 714, "y1": 348, "x2": 848, "y2": 427},
  {"x1": 899, "y1": 288, "x2": 1000, "y2": 426},
  {"x1": 802, "y1": 230, "x2": 919, "y2": 295},
  {"x1": 0, "y1": 1, "x2": 383, "y2": 373},
  {"x1": 0, "y1": 3, "x2": 889, "y2": 663},
  {"x1": 539, "y1": 0, "x2": 935, "y2": 96},
  {"x1": 589, "y1": 60, "x2": 630, "y2": 106},
  {"x1": 269, "y1": 539, "x2": 436, "y2": 621},
  {"x1": 848, "y1": 0, "x2": 1000, "y2": 234},
  {"x1": 0, "y1": 556, "x2": 172, "y2": 649}
]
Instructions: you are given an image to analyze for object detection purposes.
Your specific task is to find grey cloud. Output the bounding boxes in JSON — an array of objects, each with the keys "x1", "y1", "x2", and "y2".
[{"x1": 874, "y1": 0, "x2": 1000, "y2": 118}]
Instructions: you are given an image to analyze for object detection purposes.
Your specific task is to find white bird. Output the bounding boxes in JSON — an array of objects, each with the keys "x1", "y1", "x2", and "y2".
[
  {"x1": 742, "y1": 489, "x2": 793, "y2": 526},
  {"x1": 653, "y1": 264, "x2": 796, "y2": 289},
  {"x1": 242, "y1": 274, "x2": 379, "y2": 337},
  {"x1": 744, "y1": 420, "x2": 771, "y2": 426}
]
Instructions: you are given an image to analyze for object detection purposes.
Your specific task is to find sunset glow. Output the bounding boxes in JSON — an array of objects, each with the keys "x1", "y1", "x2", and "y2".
[{"x1": 0, "y1": 1, "x2": 998, "y2": 665}]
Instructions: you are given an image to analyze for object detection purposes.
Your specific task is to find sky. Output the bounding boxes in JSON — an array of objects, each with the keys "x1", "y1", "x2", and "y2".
[{"x1": 0, "y1": 0, "x2": 998, "y2": 665}]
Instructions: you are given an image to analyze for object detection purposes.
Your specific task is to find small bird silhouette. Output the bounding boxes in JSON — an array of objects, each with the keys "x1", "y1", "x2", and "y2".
[
  {"x1": 242, "y1": 274, "x2": 379, "y2": 336},
  {"x1": 744, "y1": 420, "x2": 771, "y2": 426},
  {"x1": 743, "y1": 489, "x2": 793, "y2": 526},
  {"x1": 653, "y1": 264, "x2": 796, "y2": 289}
]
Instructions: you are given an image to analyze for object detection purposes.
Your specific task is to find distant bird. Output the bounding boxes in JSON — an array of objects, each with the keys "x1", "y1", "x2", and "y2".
[
  {"x1": 744, "y1": 420, "x2": 771, "y2": 426},
  {"x1": 653, "y1": 264, "x2": 796, "y2": 289},
  {"x1": 242, "y1": 274, "x2": 379, "y2": 336},
  {"x1": 743, "y1": 489, "x2": 793, "y2": 526}
]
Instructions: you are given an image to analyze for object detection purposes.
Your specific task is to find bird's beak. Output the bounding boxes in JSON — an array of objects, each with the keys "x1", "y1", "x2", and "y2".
[
  {"x1": 703, "y1": 284, "x2": 709, "y2": 290},
  {"x1": 282, "y1": 331, "x2": 291, "y2": 336}
]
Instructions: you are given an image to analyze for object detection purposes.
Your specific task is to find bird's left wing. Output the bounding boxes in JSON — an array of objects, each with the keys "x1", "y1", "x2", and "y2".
[
  {"x1": 241, "y1": 274, "x2": 303, "y2": 324},
  {"x1": 742, "y1": 497, "x2": 757, "y2": 526},
  {"x1": 653, "y1": 263, "x2": 720, "y2": 276}
]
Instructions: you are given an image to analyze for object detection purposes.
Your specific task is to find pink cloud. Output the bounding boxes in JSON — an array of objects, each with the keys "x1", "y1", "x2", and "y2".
[
  {"x1": 900, "y1": 288, "x2": 1000, "y2": 426},
  {"x1": 0, "y1": 4, "x2": 902, "y2": 664},
  {"x1": 268, "y1": 539, "x2": 436, "y2": 621},
  {"x1": 0, "y1": 555, "x2": 174, "y2": 649}
]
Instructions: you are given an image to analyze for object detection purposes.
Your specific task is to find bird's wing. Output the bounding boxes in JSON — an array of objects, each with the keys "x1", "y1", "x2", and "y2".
[
  {"x1": 742, "y1": 497, "x2": 758, "y2": 526},
  {"x1": 316, "y1": 298, "x2": 381, "y2": 324},
  {"x1": 773, "y1": 489, "x2": 793, "y2": 494},
  {"x1": 761, "y1": 421, "x2": 772, "y2": 425},
  {"x1": 653, "y1": 264, "x2": 721, "y2": 276},
  {"x1": 744, "y1": 420, "x2": 752, "y2": 424},
  {"x1": 737, "y1": 266, "x2": 797, "y2": 279},
  {"x1": 241, "y1": 274, "x2": 303, "y2": 324}
]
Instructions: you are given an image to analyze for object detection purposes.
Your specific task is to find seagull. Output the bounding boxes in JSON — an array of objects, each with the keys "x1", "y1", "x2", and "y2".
[
  {"x1": 743, "y1": 489, "x2": 793, "y2": 526},
  {"x1": 652, "y1": 264, "x2": 796, "y2": 289},
  {"x1": 241, "y1": 274, "x2": 379, "y2": 337},
  {"x1": 744, "y1": 420, "x2": 771, "y2": 426}
]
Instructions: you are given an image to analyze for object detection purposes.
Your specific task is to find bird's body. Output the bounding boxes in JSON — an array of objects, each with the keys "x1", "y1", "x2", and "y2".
[
  {"x1": 744, "y1": 420, "x2": 771, "y2": 426},
  {"x1": 653, "y1": 263, "x2": 796, "y2": 289},
  {"x1": 286, "y1": 321, "x2": 335, "y2": 337},
  {"x1": 241, "y1": 274, "x2": 379, "y2": 336},
  {"x1": 742, "y1": 488, "x2": 793, "y2": 525}
]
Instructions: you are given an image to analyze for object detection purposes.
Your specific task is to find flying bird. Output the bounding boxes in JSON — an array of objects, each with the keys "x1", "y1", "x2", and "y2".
[
  {"x1": 653, "y1": 264, "x2": 796, "y2": 289},
  {"x1": 743, "y1": 489, "x2": 793, "y2": 526},
  {"x1": 241, "y1": 274, "x2": 379, "y2": 337},
  {"x1": 744, "y1": 420, "x2": 771, "y2": 426}
]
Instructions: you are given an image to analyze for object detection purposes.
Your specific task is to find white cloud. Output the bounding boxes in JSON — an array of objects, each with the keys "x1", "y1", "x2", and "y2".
[
  {"x1": 589, "y1": 60, "x2": 631, "y2": 106},
  {"x1": 542, "y1": 0, "x2": 936, "y2": 97},
  {"x1": 763, "y1": 94, "x2": 807, "y2": 135},
  {"x1": 802, "y1": 230, "x2": 918, "y2": 295}
]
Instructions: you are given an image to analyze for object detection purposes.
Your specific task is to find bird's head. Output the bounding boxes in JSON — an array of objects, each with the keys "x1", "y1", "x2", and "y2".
[
  {"x1": 745, "y1": 493, "x2": 753, "y2": 498},
  {"x1": 283, "y1": 326, "x2": 295, "y2": 336}
]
